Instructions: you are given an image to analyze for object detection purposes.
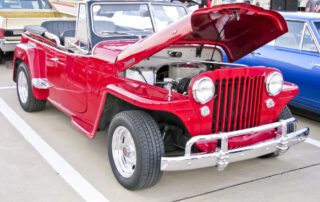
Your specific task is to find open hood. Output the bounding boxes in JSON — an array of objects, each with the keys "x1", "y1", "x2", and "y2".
[{"x1": 116, "y1": 3, "x2": 287, "y2": 72}]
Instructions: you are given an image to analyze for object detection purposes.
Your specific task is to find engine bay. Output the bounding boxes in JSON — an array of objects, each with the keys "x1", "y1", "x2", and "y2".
[{"x1": 124, "y1": 45, "x2": 224, "y2": 95}]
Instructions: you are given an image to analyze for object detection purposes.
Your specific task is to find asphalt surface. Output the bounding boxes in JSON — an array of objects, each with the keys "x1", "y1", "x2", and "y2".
[{"x1": 1, "y1": 59, "x2": 320, "y2": 202}]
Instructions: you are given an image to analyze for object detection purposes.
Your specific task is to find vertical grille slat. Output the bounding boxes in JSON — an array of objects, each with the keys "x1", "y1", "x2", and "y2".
[
  {"x1": 239, "y1": 78, "x2": 247, "y2": 130},
  {"x1": 213, "y1": 80, "x2": 223, "y2": 132},
  {"x1": 252, "y1": 77, "x2": 260, "y2": 126},
  {"x1": 212, "y1": 75, "x2": 264, "y2": 133},
  {"x1": 248, "y1": 78, "x2": 256, "y2": 128},
  {"x1": 233, "y1": 77, "x2": 241, "y2": 131},
  {"x1": 256, "y1": 76, "x2": 264, "y2": 126},
  {"x1": 227, "y1": 78, "x2": 235, "y2": 132},
  {"x1": 244, "y1": 78, "x2": 251, "y2": 129},
  {"x1": 221, "y1": 79, "x2": 229, "y2": 132}
]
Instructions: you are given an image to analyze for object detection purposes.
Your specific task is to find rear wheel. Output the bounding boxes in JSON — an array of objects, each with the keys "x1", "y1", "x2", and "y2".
[
  {"x1": 260, "y1": 105, "x2": 296, "y2": 158},
  {"x1": 16, "y1": 62, "x2": 46, "y2": 112},
  {"x1": 107, "y1": 110, "x2": 164, "y2": 190}
]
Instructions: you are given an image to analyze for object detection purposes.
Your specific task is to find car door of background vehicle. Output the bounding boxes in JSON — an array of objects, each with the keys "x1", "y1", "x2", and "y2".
[{"x1": 241, "y1": 20, "x2": 320, "y2": 111}]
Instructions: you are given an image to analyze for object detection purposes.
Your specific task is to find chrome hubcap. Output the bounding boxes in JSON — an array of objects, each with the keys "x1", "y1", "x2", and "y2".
[
  {"x1": 18, "y1": 70, "x2": 28, "y2": 104},
  {"x1": 112, "y1": 126, "x2": 137, "y2": 178}
]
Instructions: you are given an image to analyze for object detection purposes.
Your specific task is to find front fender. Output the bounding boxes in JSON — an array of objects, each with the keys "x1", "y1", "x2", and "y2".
[
  {"x1": 103, "y1": 79, "x2": 202, "y2": 136},
  {"x1": 13, "y1": 43, "x2": 48, "y2": 100}
]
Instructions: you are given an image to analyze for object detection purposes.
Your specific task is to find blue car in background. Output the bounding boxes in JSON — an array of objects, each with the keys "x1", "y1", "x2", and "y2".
[{"x1": 237, "y1": 12, "x2": 320, "y2": 117}]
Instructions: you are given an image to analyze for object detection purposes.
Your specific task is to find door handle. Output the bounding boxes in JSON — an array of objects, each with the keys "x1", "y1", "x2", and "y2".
[{"x1": 49, "y1": 57, "x2": 59, "y2": 62}]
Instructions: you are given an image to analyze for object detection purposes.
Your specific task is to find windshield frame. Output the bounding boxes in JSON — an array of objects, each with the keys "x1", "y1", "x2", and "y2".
[{"x1": 90, "y1": 1, "x2": 187, "y2": 38}]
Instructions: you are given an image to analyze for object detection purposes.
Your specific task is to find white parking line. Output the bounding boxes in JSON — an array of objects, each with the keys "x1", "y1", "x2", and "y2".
[
  {"x1": 306, "y1": 138, "x2": 320, "y2": 148},
  {"x1": 0, "y1": 86, "x2": 16, "y2": 90},
  {"x1": 0, "y1": 97, "x2": 109, "y2": 202}
]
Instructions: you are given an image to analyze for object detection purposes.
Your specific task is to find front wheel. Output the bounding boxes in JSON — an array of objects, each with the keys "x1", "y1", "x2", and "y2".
[
  {"x1": 107, "y1": 110, "x2": 164, "y2": 190},
  {"x1": 16, "y1": 62, "x2": 46, "y2": 112}
]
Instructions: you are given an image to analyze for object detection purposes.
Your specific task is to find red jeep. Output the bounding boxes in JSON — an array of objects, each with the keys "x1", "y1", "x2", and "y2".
[{"x1": 13, "y1": 1, "x2": 309, "y2": 190}]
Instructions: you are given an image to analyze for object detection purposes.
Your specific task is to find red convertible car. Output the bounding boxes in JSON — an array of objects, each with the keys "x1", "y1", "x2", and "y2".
[{"x1": 13, "y1": 1, "x2": 309, "y2": 190}]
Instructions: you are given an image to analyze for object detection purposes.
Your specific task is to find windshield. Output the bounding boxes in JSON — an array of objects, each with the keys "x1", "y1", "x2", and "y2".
[
  {"x1": 152, "y1": 5, "x2": 187, "y2": 31},
  {"x1": 0, "y1": 0, "x2": 51, "y2": 9},
  {"x1": 313, "y1": 21, "x2": 320, "y2": 36},
  {"x1": 92, "y1": 3, "x2": 187, "y2": 37}
]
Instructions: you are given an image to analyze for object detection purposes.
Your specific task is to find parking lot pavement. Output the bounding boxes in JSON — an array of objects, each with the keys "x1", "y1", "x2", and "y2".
[
  {"x1": 0, "y1": 113, "x2": 82, "y2": 202},
  {"x1": 299, "y1": 115, "x2": 320, "y2": 141},
  {"x1": 0, "y1": 62, "x2": 15, "y2": 88},
  {"x1": 1, "y1": 62, "x2": 320, "y2": 201},
  {"x1": 182, "y1": 164, "x2": 320, "y2": 202}
]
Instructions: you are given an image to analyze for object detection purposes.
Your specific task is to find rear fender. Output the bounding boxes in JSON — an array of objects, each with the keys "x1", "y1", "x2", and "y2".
[{"x1": 13, "y1": 43, "x2": 48, "y2": 100}]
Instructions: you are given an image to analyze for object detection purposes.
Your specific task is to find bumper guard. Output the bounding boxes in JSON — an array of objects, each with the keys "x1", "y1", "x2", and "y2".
[{"x1": 161, "y1": 117, "x2": 309, "y2": 171}]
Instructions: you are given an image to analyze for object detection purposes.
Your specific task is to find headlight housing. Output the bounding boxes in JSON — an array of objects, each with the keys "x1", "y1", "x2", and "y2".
[
  {"x1": 266, "y1": 72, "x2": 283, "y2": 96},
  {"x1": 192, "y1": 77, "x2": 215, "y2": 104}
]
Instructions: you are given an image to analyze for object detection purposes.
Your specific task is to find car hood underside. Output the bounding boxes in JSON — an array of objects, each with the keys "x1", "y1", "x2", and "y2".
[{"x1": 116, "y1": 3, "x2": 287, "y2": 72}]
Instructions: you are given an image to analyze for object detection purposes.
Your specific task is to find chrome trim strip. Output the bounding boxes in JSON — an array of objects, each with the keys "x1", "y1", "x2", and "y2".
[
  {"x1": 300, "y1": 23, "x2": 306, "y2": 50},
  {"x1": 161, "y1": 118, "x2": 309, "y2": 171}
]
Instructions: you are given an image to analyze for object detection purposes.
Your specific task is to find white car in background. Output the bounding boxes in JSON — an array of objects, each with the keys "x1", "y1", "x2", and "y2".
[{"x1": 0, "y1": 0, "x2": 73, "y2": 61}]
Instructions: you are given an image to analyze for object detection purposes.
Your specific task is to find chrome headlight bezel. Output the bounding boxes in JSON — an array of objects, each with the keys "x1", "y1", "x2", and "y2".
[
  {"x1": 192, "y1": 77, "x2": 215, "y2": 104},
  {"x1": 266, "y1": 72, "x2": 284, "y2": 96}
]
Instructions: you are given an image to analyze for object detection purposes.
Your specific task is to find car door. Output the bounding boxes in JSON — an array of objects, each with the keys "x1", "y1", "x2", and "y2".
[
  {"x1": 242, "y1": 20, "x2": 320, "y2": 111},
  {"x1": 55, "y1": 3, "x2": 89, "y2": 113}
]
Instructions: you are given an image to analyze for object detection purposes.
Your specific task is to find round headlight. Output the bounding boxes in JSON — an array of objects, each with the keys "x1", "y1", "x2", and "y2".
[
  {"x1": 192, "y1": 77, "x2": 215, "y2": 104},
  {"x1": 266, "y1": 72, "x2": 283, "y2": 96}
]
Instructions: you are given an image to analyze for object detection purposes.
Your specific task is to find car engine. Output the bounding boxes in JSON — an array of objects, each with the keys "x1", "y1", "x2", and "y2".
[
  {"x1": 125, "y1": 62, "x2": 210, "y2": 95},
  {"x1": 124, "y1": 46, "x2": 223, "y2": 95}
]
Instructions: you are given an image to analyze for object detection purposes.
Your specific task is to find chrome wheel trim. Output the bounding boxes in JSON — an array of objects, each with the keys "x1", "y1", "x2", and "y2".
[
  {"x1": 112, "y1": 126, "x2": 137, "y2": 178},
  {"x1": 18, "y1": 70, "x2": 28, "y2": 104}
]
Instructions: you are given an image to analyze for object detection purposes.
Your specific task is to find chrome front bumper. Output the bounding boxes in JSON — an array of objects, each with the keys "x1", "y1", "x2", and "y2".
[{"x1": 161, "y1": 118, "x2": 309, "y2": 171}]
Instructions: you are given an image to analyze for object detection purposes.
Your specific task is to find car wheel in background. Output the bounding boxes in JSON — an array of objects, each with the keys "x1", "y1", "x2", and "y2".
[{"x1": 260, "y1": 105, "x2": 297, "y2": 158}]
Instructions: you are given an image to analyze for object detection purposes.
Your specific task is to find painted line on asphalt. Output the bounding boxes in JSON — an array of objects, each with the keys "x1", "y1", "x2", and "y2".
[
  {"x1": 0, "y1": 86, "x2": 16, "y2": 90},
  {"x1": 0, "y1": 97, "x2": 109, "y2": 202},
  {"x1": 306, "y1": 138, "x2": 320, "y2": 148}
]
